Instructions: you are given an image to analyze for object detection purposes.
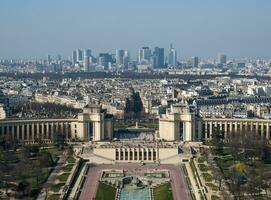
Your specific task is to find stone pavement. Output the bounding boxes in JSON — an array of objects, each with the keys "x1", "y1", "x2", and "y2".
[
  {"x1": 185, "y1": 162, "x2": 202, "y2": 200},
  {"x1": 79, "y1": 163, "x2": 189, "y2": 200}
]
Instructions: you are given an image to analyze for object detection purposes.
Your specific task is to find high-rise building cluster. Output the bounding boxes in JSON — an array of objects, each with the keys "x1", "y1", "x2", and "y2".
[{"x1": 70, "y1": 44, "x2": 180, "y2": 72}]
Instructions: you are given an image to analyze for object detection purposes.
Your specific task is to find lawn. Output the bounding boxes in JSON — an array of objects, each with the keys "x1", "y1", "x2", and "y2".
[
  {"x1": 114, "y1": 122, "x2": 132, "y2": 129},
  {"x1": 96, "y1": 182, "x2": 116, "y2": 200},
  {"x1": 211, "y1": 195, "x2": 221, "y2": 200},
  {"x1": 47, "y1": 194, "x2": 61, "y2": 200},
  {"x1": 51, "y1": 182, "x2": 65, "y2": 192},
  {"x1": 67, "y1": 156, "x2": 76, "y2": 164},
  {"x1": 140, "y1": 123, "x2": 159, "y2": 129},
  {"x1": 57, "y1": 172, "x2": 70, "y2": 182},
  {"x1": 44, "y1": 148, "x2": 62, "y2": 163},
  {"x1": 63, "y1": 164, "x2": 74, "y2": 172},
  {"x1": 205, "y1": 183, "x2": 219, "y2": 191},
  {"x1": 153, "y1": 183, "x2": 173, "y2": 200}
]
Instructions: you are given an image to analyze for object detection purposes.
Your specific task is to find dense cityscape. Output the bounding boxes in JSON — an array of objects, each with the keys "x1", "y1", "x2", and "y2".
[{"x1": 1, "y1": 1, "x2": 271, "y2": 200}]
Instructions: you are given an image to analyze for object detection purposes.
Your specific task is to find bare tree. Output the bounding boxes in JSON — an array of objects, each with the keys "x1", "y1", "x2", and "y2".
[
  {"x1": 226, "y1": 131, "x2": 242, "y2": 163},
  {"x1": 210, "y1": 165, "x2": 223, "y2": 190}
]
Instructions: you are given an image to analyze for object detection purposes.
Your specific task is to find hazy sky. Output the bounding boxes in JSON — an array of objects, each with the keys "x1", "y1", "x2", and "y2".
[{"x1": 0, "y1": 0, "x2": 271, "y2": 59}]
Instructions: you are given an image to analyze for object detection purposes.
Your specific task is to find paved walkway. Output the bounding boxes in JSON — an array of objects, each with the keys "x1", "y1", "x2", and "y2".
[
  {"x1": 184, "y1": 163, "x2": 202, "y2": 200},
  {"x1": 79, "y1": 163, "x2": 189, "y2": 200}
]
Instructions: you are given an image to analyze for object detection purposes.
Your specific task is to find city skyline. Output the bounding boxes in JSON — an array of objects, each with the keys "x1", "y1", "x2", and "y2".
[
  {"x1": 1, "y1": 0, "x2": 271, "y2": 59},
  {"x1": 1, "y1": 1, "x2": 271, "y2": 200}
]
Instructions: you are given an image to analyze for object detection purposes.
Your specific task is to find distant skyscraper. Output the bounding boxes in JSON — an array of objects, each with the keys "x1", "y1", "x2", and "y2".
[
  {"x1": 98, "y1": 53, "x2": 112, "y2": 69},
  {"x1": 168, "y1": 44, "x2": 177, "y2": 66},
  {"x1": 76, "y1": 49, "x2": 83, "y2": 62},
  {"x1": 152, "y1": 47, "x2": 165, "y2": 68},
  {"x1": 218, "y1": 53, "x2": 227, "y2": 64},
  {"x1": 85, "y1": 49, "x2": 92, "y2": 57},
  {"x1": 138, "y1": 47, "x2": 152, "y2": 64},
  {"x1": 192, "y1": 56, "x2": 199, "y2": 68},
  {"x1": 123, "y1": 50, "x2": 130, "y2": 69},
  {"x1": 47, "y1": 55, "x2": 51, "y2": 65},
  {"x1": 116, "y1": 49, "x2": 125, "y2": 66},
  {"x1": 83, "y1": 49, "x2": 92, "y2": 72},
  {"x1": 72, "y1": 50, "x2": 77, "y2": 65}
]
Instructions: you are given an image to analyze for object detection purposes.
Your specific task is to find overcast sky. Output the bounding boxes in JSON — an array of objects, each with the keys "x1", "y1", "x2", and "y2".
[{"x1": 0, "y1": 0, "x2": 271, "y2": 59}]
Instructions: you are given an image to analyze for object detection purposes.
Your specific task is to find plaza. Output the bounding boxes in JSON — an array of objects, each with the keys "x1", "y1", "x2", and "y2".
[{"x1": 78, "y1": 163, "x2": 189, "y2": 200}]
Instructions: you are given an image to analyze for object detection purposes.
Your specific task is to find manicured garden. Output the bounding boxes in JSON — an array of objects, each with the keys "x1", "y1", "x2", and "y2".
[
  {"x1": 47, "y1": 194, "x2": 61, "y2": 200},
  {"x1": 95, "y1": 182, "x2": 116, "y2": 200},
  {"x1": 63, "y1": 164, "x2": 74, "y2": 172},
  {"x1": 153, "y1": 183, "x2": 173, "y2": 200},
  {"x1": 51, "y1": 182, "x2": 65, "y2": 192},
  {"x1": 57, "y1": 172, "x2": 71, "y2": 182}
]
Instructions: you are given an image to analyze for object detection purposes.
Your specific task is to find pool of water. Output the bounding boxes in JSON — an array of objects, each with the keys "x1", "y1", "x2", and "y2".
[{"x1": 119, "y1": 184, "x2": 150, "y2": 200}]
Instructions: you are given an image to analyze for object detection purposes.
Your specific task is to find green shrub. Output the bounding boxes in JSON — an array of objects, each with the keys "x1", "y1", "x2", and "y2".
[
  {"x1": 198, "y1": 164, "x2": 208, "y2": 171},
  {"x1": 202, "y1": 173, "x2": 213, "y2": 182}
]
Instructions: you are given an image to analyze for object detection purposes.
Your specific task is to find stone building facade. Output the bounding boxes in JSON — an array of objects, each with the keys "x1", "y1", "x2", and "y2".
[
  {"x1": 0, "y1": 104, "x2": 114, "y2": 144},
  {"x1": 159, "y1": 104, "x2": 271, "y2": 142}
]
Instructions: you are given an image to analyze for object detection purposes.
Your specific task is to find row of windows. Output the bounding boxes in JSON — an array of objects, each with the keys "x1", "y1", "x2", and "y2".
[{"x1": 115, "y1": 150, "x2": 157, "y2": 161}]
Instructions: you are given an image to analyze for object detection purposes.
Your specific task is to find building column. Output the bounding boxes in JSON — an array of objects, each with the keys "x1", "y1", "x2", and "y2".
[
  {"x1": 17, "y1": 124, "x2": 20, "y2": 140},
  {"x1": 197, "y1": 121, "x2": 202, "y2": 140},
  {"x1": 240, "y1": 122, "x2": 243, "y2": 133},
  {"x1": 41, "y1": 123, "x2": 45, "y2": 140},
  {"x1": 11, "y1": 125, "x2": 15, "y2": 139},
  {"x1": 46, "y1": 123, "x2": 49, "y2": 140},
  {"x1": 205, "y1": 121, "x2": 208, "y2": 140},
  {"x1": 26, "y1": 124, "x2": 30, "y2": 141},
  {"x1": 256, "y1": 122, "x2": 259, "y2": 135},
  {"x1": 36, "y1": 123, "x2": 40, "y2": 141},
  {"x1": 60, "y1": 123, "x2": 64, "y2": 137},
  {"x1": 51, "y1": 123, "x2": 54, "y2": 140},
  {"x1": 266, "y1": 123, "x2": 270, "y2": 140},
  {"x1": 224, "y1": 122, "x2": 228, "y2": 139},
  {"x1": 246, "y1": 121, "x2": 249, "y2": 132},
  {"x1": 94, "y1": 122, "x2": 100, "y2": 141},
  {"x1": 261, "y1": 122, "x2": 264, "y2": 138},
  {"x1": 21, "y1": 123, "x2": 25, "y2": 141},
  {"x1": 235, "y1": 122, "x2": 238, "y2": 132},
  {"x1": 65, "y1": 122, "x2": 69, "y2": 140},
  {"x1": 31, "y1": 124, "x2": 35, "y2": 141},
  {"x1": 249, "y1": 122, "x2": 253, "y2": 131},
  {"x1": 122, "y1": 149, "x2": 125, "y2": 161},
  {"x1": 209, "y1": 122, "x2": 213, "y2": 139},
  {"x1": 127, "y1": 149, "x2": 130, "y2": 161},
  {"x1": 229, "y1": 122, "x2": 233, "y2": 133},
  {"x1": 211, "y1": 121, "x2": 214, "y2": 139},
  {"x1": 214, "y1": 121, "x2": 217, "y2": 129}
]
